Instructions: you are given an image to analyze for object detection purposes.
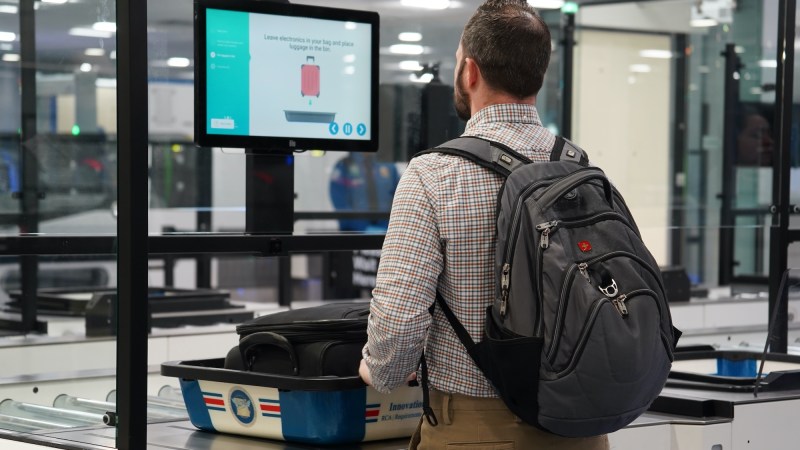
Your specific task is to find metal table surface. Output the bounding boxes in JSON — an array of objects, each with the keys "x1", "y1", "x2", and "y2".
[
  {"x1": 2, "y1": 411, "x2": 733, "y2": 450},
  {"x1": 3, "y1": 420, "x2": 411, "y2": 450}
]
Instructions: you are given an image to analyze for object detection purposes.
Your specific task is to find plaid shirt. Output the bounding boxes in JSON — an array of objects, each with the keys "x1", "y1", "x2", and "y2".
[{"x1": 364, "y1": 103, "x2": 555, "y2": 396}]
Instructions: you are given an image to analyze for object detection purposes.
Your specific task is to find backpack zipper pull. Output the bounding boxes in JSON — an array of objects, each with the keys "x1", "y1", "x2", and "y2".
[
  {"x1": 578, "y1": 263, "x2": 590, "y2": 283},
  {"x1": 500, "y1": 263, "x2": 510, "y2": 316},
  {"x1": 536, "y1": 220, "x2": 558, "y2": 249},
  {"x1": 612, "y1": 294, "x2": 628, "y2": 317}
]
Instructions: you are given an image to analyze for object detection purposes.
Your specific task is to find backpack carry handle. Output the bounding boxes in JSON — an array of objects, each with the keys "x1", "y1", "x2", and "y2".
[
  {"x1": 240, "y1": 331, "x2": 299, "y2": 375},
  {"x1": 538, "y1": 168, "x2": 614, "y2": 210}
]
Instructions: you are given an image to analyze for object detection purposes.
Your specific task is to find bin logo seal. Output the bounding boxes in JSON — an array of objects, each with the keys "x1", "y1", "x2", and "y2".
[{"x1": 229, "y1": 387, "x2": 256, "y2": 427}]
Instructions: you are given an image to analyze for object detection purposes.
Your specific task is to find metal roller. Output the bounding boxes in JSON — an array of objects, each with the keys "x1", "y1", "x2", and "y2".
[{"x1": 0, "y1": 400, "x2": 103, "y2": 426}]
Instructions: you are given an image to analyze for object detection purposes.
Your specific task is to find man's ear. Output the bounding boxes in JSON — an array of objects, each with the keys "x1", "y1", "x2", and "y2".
[{"x1": 463, "y1": 57, "x2": 480, "y2": 88}]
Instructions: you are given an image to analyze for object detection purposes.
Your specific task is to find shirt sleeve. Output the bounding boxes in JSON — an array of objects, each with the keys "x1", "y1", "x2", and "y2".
[{"x1": 363, "y1": 159, "x2": 443, "y2": 393}]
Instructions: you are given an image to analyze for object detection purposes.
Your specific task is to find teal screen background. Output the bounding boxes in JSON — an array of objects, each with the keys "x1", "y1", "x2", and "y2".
[{"x1": 206, "y1": 9, "x2": 250, "y2": 136}]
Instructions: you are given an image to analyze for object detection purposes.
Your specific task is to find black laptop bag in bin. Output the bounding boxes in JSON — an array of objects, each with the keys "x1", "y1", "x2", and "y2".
[{"x1": 224, "y1": 302, "x2": 370, "y2": 377}]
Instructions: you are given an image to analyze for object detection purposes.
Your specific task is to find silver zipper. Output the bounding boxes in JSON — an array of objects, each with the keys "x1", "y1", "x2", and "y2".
[
  {"x1": 502, "y1": 181, "x2": 550, "y2": 267},
  {"x1": 578, "y1": 263, "x2": 590, "y2": 282},
  {"x1": 500, "y1": 263, "x2": 510, "y2": 316},
  {"x1": 536, "y1": 220, "x2": 558, "y2": 249},
  {"x1": 612, "y1": 294, "x2": 628, "y2": 316}
]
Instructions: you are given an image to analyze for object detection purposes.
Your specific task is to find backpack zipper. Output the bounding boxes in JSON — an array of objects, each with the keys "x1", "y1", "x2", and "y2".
[
  {"x1": 553, "y1": 288, "x2": 657, "y2": 376},
  {"x1": 499, "y1": 179, "x2": 553, "y2": 317},
  {"x1": 502, "y1": 180, "x2": 551, "y2": 264},
  {"x1": 536, "y1": 212, "x2": 631, "y2": 250},
  {"x1": 545, "y1": 251, "x2": 667, "y2": 364}
]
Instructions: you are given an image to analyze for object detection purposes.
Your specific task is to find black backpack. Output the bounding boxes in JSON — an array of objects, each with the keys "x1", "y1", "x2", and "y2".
[{"x1": 415, "y1": 136, "x2": 681, "y2": 437}]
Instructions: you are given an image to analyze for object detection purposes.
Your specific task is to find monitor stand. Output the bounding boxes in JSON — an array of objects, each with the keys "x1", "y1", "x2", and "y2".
[
  {"x1": 245, "y1": 150, "x2": 294, "y2": 234},
  {"x1": 245, "y1": 149, "x2": 294, "y2": 306}
]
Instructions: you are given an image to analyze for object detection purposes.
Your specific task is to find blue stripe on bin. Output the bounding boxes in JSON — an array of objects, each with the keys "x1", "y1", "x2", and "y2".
[{"x1": 179, "y1": 379, "x2": 216, "y2": 432}]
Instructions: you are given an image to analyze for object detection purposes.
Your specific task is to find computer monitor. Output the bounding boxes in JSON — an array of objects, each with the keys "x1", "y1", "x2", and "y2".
[{"x1": 194, "y1": 0, "x2": 379, "y2": 152}]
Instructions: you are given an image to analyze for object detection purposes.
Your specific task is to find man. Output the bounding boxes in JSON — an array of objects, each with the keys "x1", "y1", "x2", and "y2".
[{"x1": 359, "y1": 1, "x2": 610, "y2": 448}]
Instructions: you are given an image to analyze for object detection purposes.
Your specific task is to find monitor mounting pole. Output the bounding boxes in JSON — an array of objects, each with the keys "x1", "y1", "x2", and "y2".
[{"x1": 246, "y1": 150, "x2": 294, "y2": 306}]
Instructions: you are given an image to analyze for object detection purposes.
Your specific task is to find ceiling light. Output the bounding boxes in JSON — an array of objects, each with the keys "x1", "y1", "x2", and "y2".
[
  {"x1": 399, "y1": 60, "x2": 423, "y2": 71},
  {"x1": 0, "y1": 5, "x2": 19, "y2": 14},
  {"x1": 343, "y1": 54, "x2": 356, "y2": 63},
  {"x1": 110, "y1": 50, "x2": 116, "y2": 60},
  {"x1": 344, "y1": 22, "x2": 357, "y2": 30},
  {"x1": 167, "y1": 57, "x2": 190, "y2": 68},
  {"x1": 84, "y1": 48, "x2": 105, "y2": 56},
  {"x1": 79, "y1": 62, "x2": 92, "y2": 72},
  {"x1": 527, "y1": 0, "x2": 564, "y2": 9},
  {"x1": 389, "y1": 44, "x2": 424, "y2": 55},
  {"x1": 343, "y1": 66, "x2": 355, "y2": 75},
  {"x1": 92, "y1": 22, "x2": 117, "y2": 33},
  {"x1": 41, "y1": 0, "x2": 69, "y2": 4},
  {"x1": 2, "y1": 53, "x2": 19, "y2": 62},
  {"x1": 690, "y1": 18, "x2": 718, "y2": 27},
  {"x1": 398, "y1": 32, "x2": 422, "y2": 42},
  {"x1": 629, "y1": 64, "x2": 652, "y2": 73},
  {"x1": 401, "y1": 0, "x2": 450, "y2": 10},
  {"x1": 69, "y1": 27, "x2": 113, "y2": 38},
  {"x1": 410, "y1": 73, "x2": 434, "y2": 83},
  {"x1": 0, "y1": 31, "x2": 15, "y2": 42},
  {"x1": 758, "y1": 59, "x2": 778, "y2": 68},
  {"x1": 639, "y1": 49, "x2": 672, "y2": 59}
]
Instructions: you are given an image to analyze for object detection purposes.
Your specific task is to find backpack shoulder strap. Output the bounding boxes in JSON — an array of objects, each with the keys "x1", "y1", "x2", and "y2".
[
  {"x1": 551, "y1": 136, "x2": 590, "y2": 166},
  {"x1": 415, "y1": 137, "x2": 531, "y2": 177}
]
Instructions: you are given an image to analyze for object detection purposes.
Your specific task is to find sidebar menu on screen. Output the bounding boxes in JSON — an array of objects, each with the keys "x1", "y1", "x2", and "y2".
[{"x1": 206, "y1": 8, "x2": 250, "y2": 136}]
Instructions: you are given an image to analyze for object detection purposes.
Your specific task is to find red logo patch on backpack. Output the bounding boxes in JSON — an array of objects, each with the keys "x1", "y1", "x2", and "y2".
[{"x1": 578, "y1": 241, "x2": 592, "y2": 252}]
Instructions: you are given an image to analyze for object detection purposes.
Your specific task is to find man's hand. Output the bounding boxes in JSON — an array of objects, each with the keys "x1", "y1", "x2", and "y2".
[{"x1": 359, "y1": 359, "x2": 373, "y2": 386}]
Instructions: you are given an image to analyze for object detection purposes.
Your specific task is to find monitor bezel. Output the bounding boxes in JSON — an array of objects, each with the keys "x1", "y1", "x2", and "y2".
[{"x1": 194, "y1": 0, "x2": 380, "y2": 152}]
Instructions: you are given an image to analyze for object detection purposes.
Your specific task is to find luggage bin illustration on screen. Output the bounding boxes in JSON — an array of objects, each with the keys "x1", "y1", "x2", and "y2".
[{"x1": 301, "y1": 56, "x2": 320, "y2": 97}]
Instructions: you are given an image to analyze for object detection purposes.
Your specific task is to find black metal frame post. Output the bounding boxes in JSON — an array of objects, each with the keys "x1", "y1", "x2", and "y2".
[
  {"x1": 670, "y1": 34, "x2": 688, "y2": 266},
  {"x1": 18, "y1": 0, "x2": 39, "y2": 334},
  {"x1": 768, "y1": 0, "x2": 796, "y2": 354},
  {"x1": 718, "y1": 43, "x2": 741, "y2": 286},
  {"x1": 560, "y1": 11, "x2": 576, "y2": 140},
  {"x1": 196, "y1": 148, "x2": 213, "y2": 288},
  {"x1": 117, "y1": 0, "x2": 149, "y2": 446}
]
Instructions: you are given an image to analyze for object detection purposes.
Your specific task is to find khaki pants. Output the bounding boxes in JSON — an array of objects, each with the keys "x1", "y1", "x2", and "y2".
[{"x1": 409, "y1": 390, "x2": 610, "y2": 450}]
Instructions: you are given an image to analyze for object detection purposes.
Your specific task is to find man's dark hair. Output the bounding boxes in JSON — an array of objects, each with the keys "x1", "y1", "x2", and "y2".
[{"x1": 461, "y1": 0, "x2": 551, "y2": 98}]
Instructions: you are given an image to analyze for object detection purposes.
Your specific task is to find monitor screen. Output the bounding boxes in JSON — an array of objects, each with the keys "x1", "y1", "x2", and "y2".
[{"x1": 194, "y1": 0, "x2": 379, "y2": 152}]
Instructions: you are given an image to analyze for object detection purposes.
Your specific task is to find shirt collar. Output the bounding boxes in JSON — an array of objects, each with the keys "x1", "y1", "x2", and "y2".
[{"x1": 464, "y1": 103, "x2": 543, "y2": 132}]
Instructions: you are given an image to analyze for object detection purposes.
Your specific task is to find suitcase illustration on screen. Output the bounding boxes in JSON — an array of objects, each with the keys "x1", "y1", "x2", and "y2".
[{"x1": 301, "y1": 56, "x2": 320, "y2": 97}]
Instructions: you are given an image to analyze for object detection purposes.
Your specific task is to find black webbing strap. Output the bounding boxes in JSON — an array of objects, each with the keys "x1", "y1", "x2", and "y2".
[
  {"x1": 416, "y1": 136, "x2": 589, "y2": 174},
  {"x1": 550, "y1": 136, "x2": 590, "y2": 166},
  {"x1": 419, "y1": 292, "x2": 478, "y2": 427},
  {"x1": 415, "y1": 137, "x2": 532, "y2": 178},
  {"x1": 435, "y1": 292, "x2": 477, "y2": 350},
  {"x1": 419, "y1": 353, "x2": 438, "y2": 426}
]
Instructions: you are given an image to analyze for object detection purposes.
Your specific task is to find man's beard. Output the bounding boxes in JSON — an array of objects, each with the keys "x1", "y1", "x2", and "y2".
[{"x1": 453, "y1": 61, "x2": 471, "y2": 121}]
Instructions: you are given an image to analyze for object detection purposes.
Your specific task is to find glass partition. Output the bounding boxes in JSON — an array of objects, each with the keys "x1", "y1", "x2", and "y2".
[{"x1": 0, "y1": 0, "x2": 124, "y2": 446}]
